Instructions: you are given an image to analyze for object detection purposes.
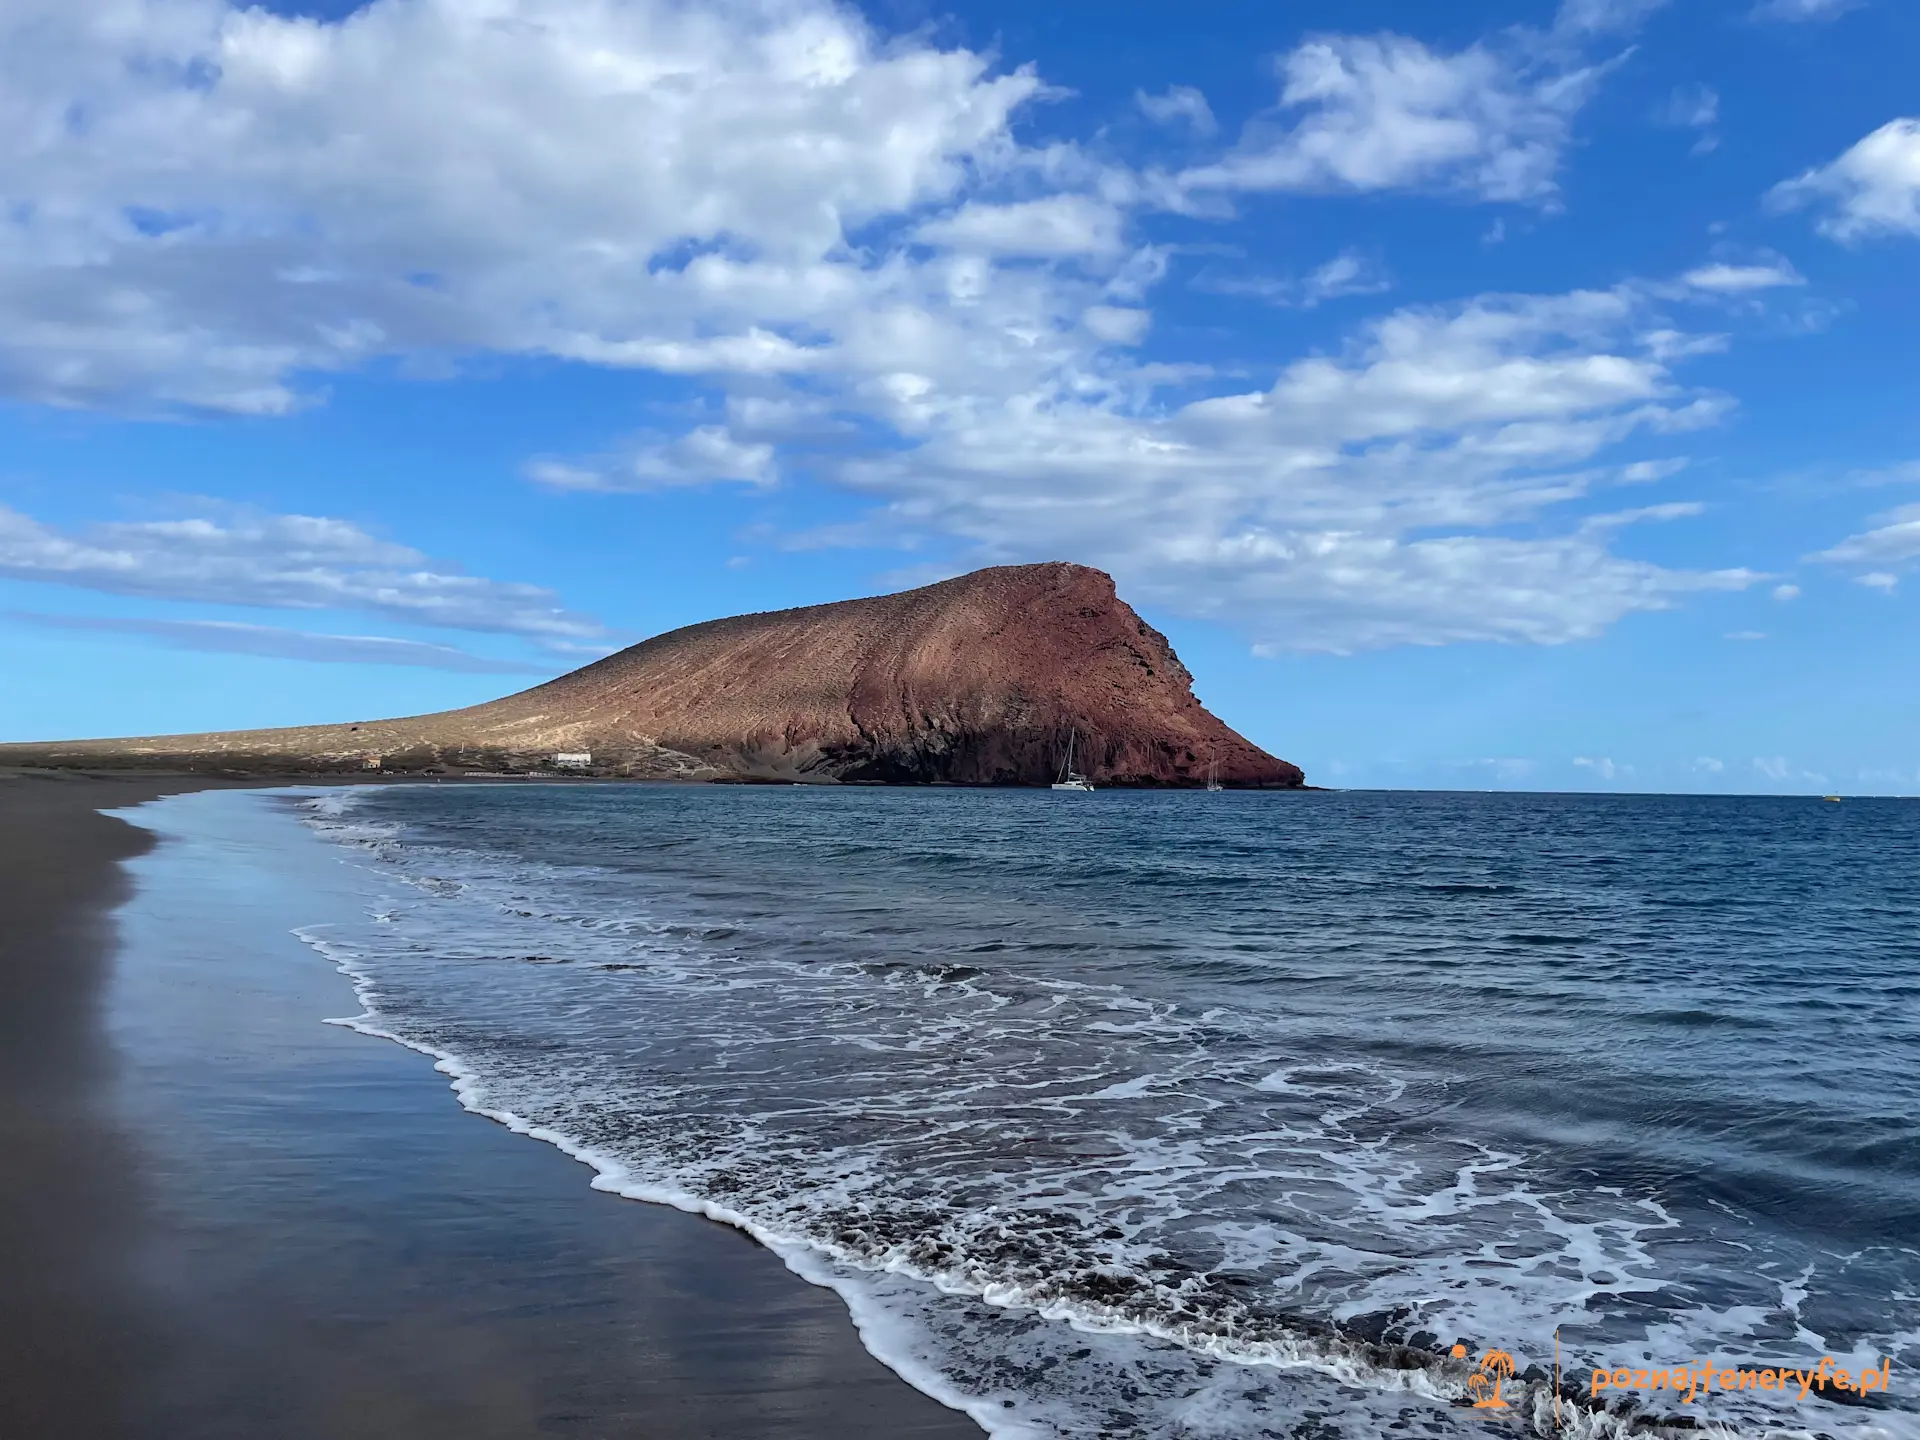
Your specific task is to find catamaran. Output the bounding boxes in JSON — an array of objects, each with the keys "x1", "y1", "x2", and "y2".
[{"x1": 1052, "y1": 729, "x2": 1094, "y2": 791}]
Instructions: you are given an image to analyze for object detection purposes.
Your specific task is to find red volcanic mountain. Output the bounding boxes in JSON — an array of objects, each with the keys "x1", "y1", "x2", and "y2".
[{"x1": 0, "y1": 562, "x2": 1305, "y2": 788}]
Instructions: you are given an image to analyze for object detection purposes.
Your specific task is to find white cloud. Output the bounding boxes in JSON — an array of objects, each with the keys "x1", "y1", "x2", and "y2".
[
  {"x1": 1301, "y1": 251, "x2": 1394, "y2": 306},
  {"x1": 1658, "y1": 84, "x2": 1720, "y2": 131},
  {"x1": 1771, "y1": 119, "x2": 1920, "y2": 241},
  {"x1": 828, "y1": 284, "x2": 1757, "y2": 653},
  {"x1": 1619, "y1": 459, "x2": 1691, "y2": 483},
  {"x1": 1654, "y1": 84, "x2": 1720, "y2": 155},
  {"x1": 7, "y1": 611, "x2": 549, "y2": 673},
  {"x1": 1178, "y1": 32, "x2": 1605, "y2": 203},
  {"x1": 915, "y1": 197, "x2": 1124, "y2": 259},
  {"x1": 1808, "y1": 503, "x2": 1920, "y2": 575},
  {"x1": 1751, "y1": 755, "x2": 1830, "y2": 787},
  {"x1": 0, "y1": 505, "x2": 604, "y2": 645},
  {"x1": 1082, "y1": 305, "x2": 1152, "y2": 345},
  {"x1": 1808, "y1": 498, "x2": 1915, "y2": 591},
  {"x1": 1580, "y1": 501, "x2": 1706, "y2": 531},
  {"x1": 1752, "y1": 0, "x2": 1858, "y2": 20},
  {"x1": 1681, "y1": 260, "x2": 1805, "y2": 292},
  {"x1": 0, "y1": 0, "x2": 1761, "y2": 655},
  {"x1": 1194, "y1": 250, "x2": 1391, "y2": 309},
  {"x1": 1638, "y1": 328, "x2": 1729, "y2": 362},
  {"x1": 1232, "y1": 289, "x2": 1681, "y2": 439},
  {"x1": 1846, "y1": 460, "x2": 1920, "y2": 487},
  {"x1": 1468, "y1": 757, "x2": 1538, "y2": 781},
  {"x1": 1725, "y1": 629, "x2": 1767, "y2": 640},
  {"x1": 1136, "y1": 85, "x2": 1216, "y2": 136},
  {"x1": 551, "y1": 331, "x2": 824, "y2": 377},
  {"x1": 1574, "y1": 756, "x2": 1627, "y2": 781},
  {"x1": 1555, "y1": 0, "x2": 1671, "y2": 35},
  {"x1": 1694, "y1": 756, "x2": 1725, "y2": 773},
  {"x1": 0, "y1": 0, "x2": 1042, "y2": 413},
  {"x1": 1772, "y1": 583, "x2": 1800, "y2": 600},
  {"x1": 530, "y1": 426, "x2": 777, "y2": 491}
]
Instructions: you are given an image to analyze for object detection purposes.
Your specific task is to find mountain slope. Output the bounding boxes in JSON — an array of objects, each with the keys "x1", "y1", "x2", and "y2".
[{"x1": 0, "y1": 562, "x2": 1305, "y2": 787}]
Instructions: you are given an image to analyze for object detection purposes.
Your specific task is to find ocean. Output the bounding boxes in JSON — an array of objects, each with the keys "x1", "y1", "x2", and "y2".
[{"x1": 273, "y1": 783, "x2": 1918, "y2": 1439}]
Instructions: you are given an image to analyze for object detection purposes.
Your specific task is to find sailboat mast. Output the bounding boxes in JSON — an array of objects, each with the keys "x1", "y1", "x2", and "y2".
[{"x1": 1050, "y1": 724, "x2": 1096, "y2": 791}]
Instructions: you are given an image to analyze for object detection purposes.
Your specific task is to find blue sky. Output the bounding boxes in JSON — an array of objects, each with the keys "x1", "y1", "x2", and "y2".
[{"x1": 2, "y1": 0, "x2": 1915, "y2": 793}]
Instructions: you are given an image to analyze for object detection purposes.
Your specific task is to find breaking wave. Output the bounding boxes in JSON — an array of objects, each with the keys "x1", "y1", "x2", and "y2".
[{"x1": 292, "y1": 784, "x2": 1920, "y2": 1440}]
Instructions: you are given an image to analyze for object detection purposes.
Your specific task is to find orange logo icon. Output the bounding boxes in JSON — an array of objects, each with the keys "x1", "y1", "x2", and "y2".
[{"x1": 1452, "y1": 1344, "x2": 1517, "y2": 1409}]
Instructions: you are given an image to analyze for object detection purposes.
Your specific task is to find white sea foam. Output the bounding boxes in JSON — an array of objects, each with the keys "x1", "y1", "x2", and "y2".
[{"x1": 283, "y1": 786, "x2": 1920, "y2": 1440}]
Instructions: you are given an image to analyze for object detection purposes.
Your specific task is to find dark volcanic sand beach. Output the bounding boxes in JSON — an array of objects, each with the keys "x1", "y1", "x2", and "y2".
[{"x1": 0, "y1": 771, "x2": 983, "y2": 1440}]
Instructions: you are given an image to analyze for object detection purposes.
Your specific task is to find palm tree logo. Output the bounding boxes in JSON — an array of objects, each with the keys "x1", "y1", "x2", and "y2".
[{"x1": 1452, "y1": 1345, "x2": 1516, "y2": 1409}]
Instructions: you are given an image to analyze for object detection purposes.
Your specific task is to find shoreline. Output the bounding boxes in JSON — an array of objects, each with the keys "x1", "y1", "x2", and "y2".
[
  {"x1": 0, "y1": 771, "x2": 984, "y2": 1439},
  {"x1": 0, "y1": 759, "x2": 1320, "y2": 791},
  {"x1": 0, "y1": 770, "x2": 207, "y2": 1439}
]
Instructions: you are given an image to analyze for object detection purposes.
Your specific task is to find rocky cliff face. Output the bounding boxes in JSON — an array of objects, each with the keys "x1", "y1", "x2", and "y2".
[{"x1": 0, "y1": 563, "x2": 1305, "y2": 788}]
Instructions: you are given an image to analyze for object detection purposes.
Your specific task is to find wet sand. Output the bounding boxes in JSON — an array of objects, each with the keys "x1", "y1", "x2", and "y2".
[{"x1": 0, "y1": 771, "x2": 984, "y2": 1440}]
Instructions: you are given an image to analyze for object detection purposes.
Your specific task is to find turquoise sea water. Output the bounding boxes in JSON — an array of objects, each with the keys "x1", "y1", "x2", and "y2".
[{"x1": 286, "y1": 785, "x2": 1919, "y2": 1440}]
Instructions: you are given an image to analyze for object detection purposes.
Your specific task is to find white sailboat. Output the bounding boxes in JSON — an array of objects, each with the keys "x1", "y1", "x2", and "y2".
[
  {"x1": 1206, "y1": 748, "x2": 1224, "y2": 791},
  {"x1": 1051, "y1": 728, "x2": 1095, "y2": 791}
]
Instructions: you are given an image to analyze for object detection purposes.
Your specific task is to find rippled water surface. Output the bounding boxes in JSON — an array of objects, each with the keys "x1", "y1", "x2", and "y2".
[{"x1": 294, "y1": 785, "x2": 1920, "y2": 1439}]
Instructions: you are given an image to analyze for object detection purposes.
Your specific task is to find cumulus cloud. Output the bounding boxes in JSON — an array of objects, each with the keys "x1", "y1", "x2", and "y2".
[
  {"x1": 0, "y1": 0, "x2": 1042, "y2": 413},
  {"x1": 1081, "y1": 305, "x2": 1152, "y2": 345},
  {"x1": 0, "y1": 505, "x2": 604, "y2": 645},
  {"x1": 826, "y1": 284, "x2": 1757, "y2": 653},
  {"x1": 7, "y1": 612, "x2": 550, "y2": 673},
  {"x1": 1215, "y1": 288, "x2": 1689, "y2": 441},
  {"x1": 0, "y1": 0, "x2": 1755, "y2": 655},
  {"x1": 1771, "y1": 119, "x2": 1920, "y2": 240},
  {"x1": 915, "y1": 197, "x2": 1125, "y2": 259},
  {"x1": 1178, "y1": 32, "x2": 1606, "y2": 203}
]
